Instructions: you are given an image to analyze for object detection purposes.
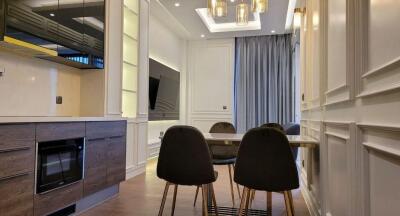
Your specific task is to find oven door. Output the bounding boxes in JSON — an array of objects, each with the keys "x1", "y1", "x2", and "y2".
[{"x1": 36, "y1": 138, "x2": 84, "y2": 194}]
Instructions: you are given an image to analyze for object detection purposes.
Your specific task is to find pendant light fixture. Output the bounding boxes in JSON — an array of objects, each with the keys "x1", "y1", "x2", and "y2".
[
  {"x1": 236, "y1": 0, "x2": 249, "y2": 25},
  {"x1": 208, "y1": 0, "x2": 228, "y2": 17},
  {"x1": 252, "y1": 0, "x2": 268, "y2": 13}
]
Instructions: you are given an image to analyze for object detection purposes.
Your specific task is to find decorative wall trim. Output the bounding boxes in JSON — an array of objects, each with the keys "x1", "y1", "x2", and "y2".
[
  {"x1": 357, "y1": 82, "x2": 400, "y2": 98},
  {"x1": 324, "y1": 84, "x2": 348, "y2": 95},
  {"x1": 361, "y1": 56, "x2": 400, "y2": 79},
  {"x1": 357, "y1": 123, "x2": 400, "y2": 132},
  {"x1": 363, "y1": 142, "x2": 400, "y2": 158},
  {"x1": 325, "y1": 132, "x2": 349, "y2": 140}
]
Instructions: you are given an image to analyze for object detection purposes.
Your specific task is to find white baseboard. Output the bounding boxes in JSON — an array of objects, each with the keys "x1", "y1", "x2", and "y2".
[
  {"x1": 300, "y1": 179, "x2": 321, "y2": 216},
  {"x1": 125, "y1": 164, "x2": 146, "y2": 180}
]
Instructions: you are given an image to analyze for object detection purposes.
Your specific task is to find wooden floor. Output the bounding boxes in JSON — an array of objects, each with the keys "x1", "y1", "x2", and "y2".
[{"x1": 82, "y1": 159, "x2": 311, "y2": 216}]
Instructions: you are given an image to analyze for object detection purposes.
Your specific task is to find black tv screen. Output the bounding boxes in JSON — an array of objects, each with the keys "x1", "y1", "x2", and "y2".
[{"x1": 148, "y1": 58, "x2": 180, "y2": 121}]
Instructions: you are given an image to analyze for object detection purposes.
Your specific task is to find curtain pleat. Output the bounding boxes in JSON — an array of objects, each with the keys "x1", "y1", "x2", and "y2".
[{"x1": 234, "y1": 34, "x2": 294, "y2": 133}]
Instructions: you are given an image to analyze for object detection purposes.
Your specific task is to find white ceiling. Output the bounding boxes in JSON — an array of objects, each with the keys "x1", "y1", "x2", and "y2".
[{"x1": 152, "y1": 0, "x2": 294, "y2": 40}]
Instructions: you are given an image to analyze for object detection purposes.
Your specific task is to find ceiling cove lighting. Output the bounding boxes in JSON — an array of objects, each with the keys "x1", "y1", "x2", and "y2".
[
  {"x1": 293, "y1": 8, "x2": 305, "y2": 29},
  {"x1": 252, "y1": 0, "x2": 268, "y2": 13},
  {"x1": 236, "y1": 0, "x2": 249, "y2": 25},
  {"x1": 208, "y1": 0, "x2": 228, "y2": 17}
]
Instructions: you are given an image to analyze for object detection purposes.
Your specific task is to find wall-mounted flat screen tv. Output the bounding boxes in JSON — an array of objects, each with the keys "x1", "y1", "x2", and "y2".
[{"x1": 148, "y1": 58, "x2": 180, "y2": 121}]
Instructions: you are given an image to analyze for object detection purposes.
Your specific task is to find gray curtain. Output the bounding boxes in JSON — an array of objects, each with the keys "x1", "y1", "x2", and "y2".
[{"x1": 234, "y1": 34, "x2": 294, "y2": 133}]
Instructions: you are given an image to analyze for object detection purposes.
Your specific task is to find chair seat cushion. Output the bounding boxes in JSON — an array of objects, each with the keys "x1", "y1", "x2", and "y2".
[{"x1": 213, "y1": 157, "x2": 236, "y2": 165}]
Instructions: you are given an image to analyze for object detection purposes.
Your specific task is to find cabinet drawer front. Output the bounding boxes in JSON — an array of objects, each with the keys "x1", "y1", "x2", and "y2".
[
  {"x1": 107, "y1": 136, "x2": 126, "y2": 185},
  {"x1": 34, "y1": 181, "x2": 83, "y2": 216},
  {"x1": 86, "y1": 121, "x2": 126, "y2": 139},
  {"x1": 0, "y1": 141, "x2": 35, "y2": 179},
  {"x1": 36, "y1": 122, "x2": 85, "y2": 142},
  {"x1": 84, "y1": 138, "x2": 108, "y2": 196},
  {"x1": 0, "y1": 172, "x2": 34, "y2": 216},
  {"x1": 0, "y1": 123, "x2": 35, "y2": 142}
]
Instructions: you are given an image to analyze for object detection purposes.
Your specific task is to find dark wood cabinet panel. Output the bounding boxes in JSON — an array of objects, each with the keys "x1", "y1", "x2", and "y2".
[
  {"x1": 0, "y1": 123, "x2": 35, "y2": 142},
  {"x1": 86, "y1": 121, "x2": 126, "y2": 140},
  {"x1": 0, "y1": 140, "x2": 35, "y2": 179},
  {"x1": 34, "y1": 181, "x2": 83, "y2": 216},
  {"x1": 83, "y1": 138, "x2": 108, "y2": 196},
  {"x1": 107, "y1": 136, "x2": 126, "y2": 186},
  {"x1": 0, "y1": 172, "x2": 34, "y2": 216},
  {"x1": 36, "y1": 122, "x2": 85, "y2": 142}
]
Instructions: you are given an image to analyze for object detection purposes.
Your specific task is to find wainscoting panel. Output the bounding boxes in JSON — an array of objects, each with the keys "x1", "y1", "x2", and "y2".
[
  {"x1": 126, "y1": 119, "x2": 148, "y2": 179},
  {"x1": 357, "y1": 124, "x2": 400, "y2": 216},
  {"x1": 356, "y1": 0, "x2": 400, "y2": 98},
  {"x1": 323, "y1": 122, "x2": 356, "y2": 216}
]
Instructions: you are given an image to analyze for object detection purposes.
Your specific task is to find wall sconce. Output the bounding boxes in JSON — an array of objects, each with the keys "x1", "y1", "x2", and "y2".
[{"x1": 293, "y1": 8, "x2": 305, "y2": 29}]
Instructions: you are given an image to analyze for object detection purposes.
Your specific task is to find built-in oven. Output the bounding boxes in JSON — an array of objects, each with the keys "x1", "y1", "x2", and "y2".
[{"x1": 36, "y1": 138, "x2": 85, "y2": 194}]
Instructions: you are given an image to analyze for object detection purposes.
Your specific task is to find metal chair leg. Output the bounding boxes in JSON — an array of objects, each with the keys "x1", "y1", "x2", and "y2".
[
  {"x1": 228, "y1": 164, "x2": 236, "y2": 206},
  {"x1": 158, "y1": 182, "x2": 170, "y2": 216},
  {"x1": 210, "y1": 183, "x2": 219, "y2": 216},
  {"x1": 194, "y1": 186, "x2": 201, "y2": 206},
  {"x1": 283, "y1": 191, "x2": 294, "y2": 216},
  {"x1": 171, "y1": 184, "x2": 178, "y2": 216},
  {"x1": 201, "y1": 184, "x2": 209, "y2": 216}
]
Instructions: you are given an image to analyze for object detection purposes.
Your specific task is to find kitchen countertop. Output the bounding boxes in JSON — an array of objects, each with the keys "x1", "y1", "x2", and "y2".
[{"x1": 0, "y1": 116, "x2": 128, "y2": 123}]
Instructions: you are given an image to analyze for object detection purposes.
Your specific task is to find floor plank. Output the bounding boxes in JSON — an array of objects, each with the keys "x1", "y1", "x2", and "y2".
[{"x1": 82, "y1": 159, "x2": 311, "y2": 216}]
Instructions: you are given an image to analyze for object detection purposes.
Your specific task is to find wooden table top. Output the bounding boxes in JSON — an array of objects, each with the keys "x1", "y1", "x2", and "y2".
[{"x1": 203, "y1": 133, "x2": 319, "y2": 148}]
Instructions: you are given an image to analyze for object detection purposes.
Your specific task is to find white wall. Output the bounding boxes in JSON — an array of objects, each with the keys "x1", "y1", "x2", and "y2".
[
  {"x1": 187, "y1": 38, "x2": 235, "y2": 132},
  {"x1": 0, "y1": 50, "x2": 82, "y2": 117},
  {"x1": 147, "y1": 14, "x2": 187, "y2": 159},
  {"x1": 300, "y1": 0, "x2": 400, "y2": 216}
]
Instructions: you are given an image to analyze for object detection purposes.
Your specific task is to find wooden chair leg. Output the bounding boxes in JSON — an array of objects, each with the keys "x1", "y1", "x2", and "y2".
[
  {"x1": 228, "y1": 164, "x2": 236, "y2": 206},
  {"x1": 288, "y1": 190, "x2": 295, "y2": 215},
  {"x1": 194, "y1": 186, "x2": 200, "y2": 206},
  {"x1": 248, "y1": 190, "x2": 255, "y2": 209},
  {"x1": 283, "y1": 191, "x2": 294, "y2": 216},
  {"x1": 210, "y1": 183, "x2": 219, "y2": 216},
  {"x1": 244, "y1": 188, "x2": 252, "y2": 216},
  {"x1": 233, "y1": 164, "x2": 241, "y2": 199},
  {"x1": 201, "y1": 184, "x2": 209, "y2": 216},
  {"x1": 236, "y1": 183, "x2": 241, "y2": 199},
  {"x1": 171, "y1": 184, "x2": 178, "y2": 216},
  {"x1": 266, "y1": 192, "x2": 272, "y2": 215},
  {"x1": 238, "y1": 187, "x2": 248, "y2": 216},
  {"x1": 158, "y1": 182, "x2": 170, "y2": 216}
]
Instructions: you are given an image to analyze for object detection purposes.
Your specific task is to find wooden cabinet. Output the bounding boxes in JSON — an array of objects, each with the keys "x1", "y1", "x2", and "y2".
[
  {"x1": 106, "y1": 136, "x2": 126, "y2": 186},
  {"x1": 84, "y1": 121, "x2": 127, "y2": 196},
  {"x1": 84, "y1": 138, "x2": 108, "y2": 195},
  {"x1": 0, "y1": 173, "x2": 34, "y2": 216},
  {"x1": 0, "y1": 124, "x2": 35, "y2": 216},
  {"x1": 0, "y1": 121, "x2": 127, "y2": 216}
]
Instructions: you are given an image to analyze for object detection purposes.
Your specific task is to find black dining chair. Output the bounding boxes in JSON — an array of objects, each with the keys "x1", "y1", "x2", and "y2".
[
  {"x1": 234, "y1": 127, "x2": 299, "y2": 216},
  {"x1": 157, "y1": 126, "x2": 218, "y2": 216},
  {"x1": 194, "y1": 122, "x2": 241, "y2": 207},
  {"x1": 260, "y1": 123, "x2": 285, "y2": 131}
]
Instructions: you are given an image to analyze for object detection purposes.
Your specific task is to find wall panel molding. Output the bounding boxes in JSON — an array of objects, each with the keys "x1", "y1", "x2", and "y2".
[{"x1": 357, "y1": 123, "x2": 400, "y2": 216}]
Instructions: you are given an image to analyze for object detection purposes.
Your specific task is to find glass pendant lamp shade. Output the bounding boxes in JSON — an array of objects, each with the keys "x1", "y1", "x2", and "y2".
[
  {"x1": 236, "y1": 1, "x2": 249, "y2": 25},
  {"x1": 252, "y1": 0, "x2": 268, "y2": 13},
  {"x1": 208, "y1": 0, "x2": 228, "y2": 17}
]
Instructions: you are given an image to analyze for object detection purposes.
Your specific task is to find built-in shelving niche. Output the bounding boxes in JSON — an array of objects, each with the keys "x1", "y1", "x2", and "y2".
[{"x1": 122, "y1": 0, "x2": 139, "y2": 118}]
